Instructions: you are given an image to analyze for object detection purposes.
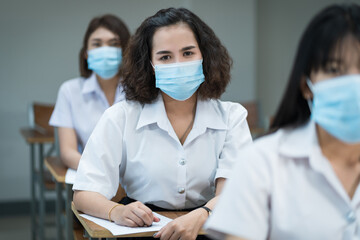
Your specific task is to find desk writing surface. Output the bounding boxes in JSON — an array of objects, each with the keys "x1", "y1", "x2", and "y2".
[
  {"x1": 72, "y1": 202, "x2": 205, "y2": 238},
  {"x1": 20, "y1": 127, "x2": 54, "y2": 143},
  {"x1": 45, "y1": 156, "x2": 66, "y2": 183}
]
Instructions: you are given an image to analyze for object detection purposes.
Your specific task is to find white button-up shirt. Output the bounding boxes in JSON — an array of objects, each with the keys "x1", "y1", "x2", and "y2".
[
  {"x1": 73, "y1": 96, "x2": 252, "y2": 209},
  {"x1": 49, "y1": 73, "x2": 125, "y2": 151},
  {"x1": 205, "y1": 120, "x2": 360, "y2": 240}
]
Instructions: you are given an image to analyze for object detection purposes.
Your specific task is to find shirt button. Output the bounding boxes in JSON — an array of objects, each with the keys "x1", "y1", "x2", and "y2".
[
  {"x1": 346, "y1": 211, "x2": 356, "y2": 223},
  {"x1": 178, "y1": 187, "x2": 185, "y2": 194},
  {"x1": 179, "y1": 159, "x2": 186, "y2": 165}
]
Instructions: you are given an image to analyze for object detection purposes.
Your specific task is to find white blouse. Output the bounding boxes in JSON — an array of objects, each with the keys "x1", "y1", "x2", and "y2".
[
  {"x1": 73, "y1": 95, "x2": 252, "y2": 209},
  {"x1": 205, "y1": 120, "x2": 360, "y2": 240},
  {"x1": 49, "y1": 73, "x2": 125, "y2": 151}
]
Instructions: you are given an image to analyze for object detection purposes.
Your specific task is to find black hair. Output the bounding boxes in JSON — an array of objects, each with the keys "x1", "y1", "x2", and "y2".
[{"x1": 270, "y1": 3, "x2": 360, "y2": 131}]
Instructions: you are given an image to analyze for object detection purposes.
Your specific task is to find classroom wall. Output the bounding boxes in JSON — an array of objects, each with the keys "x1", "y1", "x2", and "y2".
[
  {"x1": 0, "y1": 0, "x2": 256, "y2": 202},
  {"x1": 256, "y1": 0, "x2": 350, "y2": 121}
]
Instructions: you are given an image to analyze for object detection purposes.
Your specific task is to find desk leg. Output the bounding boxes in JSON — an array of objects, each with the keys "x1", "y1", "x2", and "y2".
[
  {"x1": 38, "y1": 143, "x2": 45, "y2": 240},
  {"x1": 65, "y1": 184, "x2": 74, "y2": 240},
  {"x1": 30, "y1": 144, "x2": 36, "y2": 240},
  {"x1": 55, "y1": 181, "x2": 63, "y2": 240}
]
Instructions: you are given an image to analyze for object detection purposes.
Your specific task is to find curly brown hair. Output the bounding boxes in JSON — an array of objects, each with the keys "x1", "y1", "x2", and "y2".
[
  {"x1": 79, "y1": 14, "x2": 131, "y2": 78},
  {"x1": 121, "y1": 8, "x2": 232, "y2": 104}
]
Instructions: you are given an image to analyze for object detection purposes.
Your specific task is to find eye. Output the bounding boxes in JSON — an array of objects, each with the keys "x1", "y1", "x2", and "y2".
[
  {"x1": 183, "y1": 51, "x2": 194, "y2": 57},
  {"x1": 159, "y1": 55, "x2": 171, "y2": 61},
  {"x1": 109, "y1": 40, "x2": 121, "y2": 47},
  {"x1": 324, "y1": 66, "x2": 341, "y2": 75},
  {"x1": 324, "y1": 61, "x2": 343, "y2": 75},
  {"x1": 91, "y1": 42, "x2": 101, "y2": 47}
]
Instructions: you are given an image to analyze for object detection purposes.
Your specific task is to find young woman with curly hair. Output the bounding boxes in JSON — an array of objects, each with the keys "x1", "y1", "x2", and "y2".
[{"x1": 73, "y1": 8, "x2": 252, "y2": 240}]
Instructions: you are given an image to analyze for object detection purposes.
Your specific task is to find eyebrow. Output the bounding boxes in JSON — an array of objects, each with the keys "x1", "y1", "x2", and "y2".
[
  {"x1": 181, "y1": 46, "x2": 196, "y2": 51},
  {"x1": 156, "y1": 45, "x2": 197, "y2": 55},
  {"x1": 90, "y1": 37, "x2": 120, "y2": 42}
]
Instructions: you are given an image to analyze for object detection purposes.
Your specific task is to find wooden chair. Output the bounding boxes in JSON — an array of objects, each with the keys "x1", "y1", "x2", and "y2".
[
  {"x1": 240, "y1": 101, "x2": 265, "y2": 138},
  {"x1": 20, "y1": 102, "x2": 55, "y2": 240}
]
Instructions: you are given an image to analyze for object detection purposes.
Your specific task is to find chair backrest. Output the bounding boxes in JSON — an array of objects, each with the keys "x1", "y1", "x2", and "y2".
[
  {"x1": 28, "y1": 102, "x2": 55, "y2": 133},
  {"x1": 240, "y1": 101, "x2": 259, "y2": 130}
]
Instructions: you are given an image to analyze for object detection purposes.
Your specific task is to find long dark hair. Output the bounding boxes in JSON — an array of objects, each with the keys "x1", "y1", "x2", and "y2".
[
  {"x1": 270, "y1": 3, "x2": 360, "y2": 132},
  {"x1": 79, "y1": 14, "x2": 131, "y2": 78},
  {"x1": 121, "y1": 7, "x2": 232, "y2": 104}
]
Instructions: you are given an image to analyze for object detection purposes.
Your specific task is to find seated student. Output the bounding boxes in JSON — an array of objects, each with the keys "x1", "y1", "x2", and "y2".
[
  {"x1": 205, "y1": 3, "x2": 360, "y2": 240},
  {"x1": 49, "y1": 14, "x2": 130, "y2": 170},
  {"x1": 73, "y1": 7, "x2": 252, "y2": 240}
]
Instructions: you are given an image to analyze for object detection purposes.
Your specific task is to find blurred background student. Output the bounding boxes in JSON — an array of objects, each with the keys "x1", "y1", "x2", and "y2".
[
  {"x1": 205, "y1": 3, "x2": 360, "y2": 240},
  {"x1": 49, "y1": 14, "x2": 130, "y2": 170}
]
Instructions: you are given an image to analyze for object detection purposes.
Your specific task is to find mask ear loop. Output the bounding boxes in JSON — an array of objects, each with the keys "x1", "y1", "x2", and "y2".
[
  {"x1": 306, "y1": 79, "x2": 314, "y2": 112},
  {"x1": 150, "y1": 61, "x2": 155, "y2": 75}
]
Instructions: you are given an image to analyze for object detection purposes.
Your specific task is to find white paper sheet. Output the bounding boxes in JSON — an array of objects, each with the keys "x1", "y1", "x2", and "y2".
[
  {"x1": 65, "y1": 168, "x2": 77, "y2": 184},
  {"x1": 80, "y1": 212, "x2": 173, "y2": 236}
]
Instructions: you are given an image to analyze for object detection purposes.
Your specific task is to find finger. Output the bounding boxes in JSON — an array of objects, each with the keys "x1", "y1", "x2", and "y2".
[
  {"x1": 137, "y1": 202, "x2": 153, "y2": 216},
  {"x1": 154, "y1": 215, "x2": 161, "y2": 222},
  {"x1": 161, "y1": 230, "x2": 176, "y2": 240},
  {"x1": 128, "y1": 211, "x2": 146, "y2": 227},
  {"x1": 158, "y1": 226, "x2": 175, "y2": 240},
  {"x1": 121, "y1": 218, "x2": 138, "y2": 228},
  {"x1": 168, "y1": 230, "x2": 181, "y2": 240},
  {"x1": 133, "y1": 208, "x2": 153, "y2": 226},
  {"x1": 153, "y1": 226, "x2": 165, "y2": 238},
  {"x1": 136, "y1": 203, "x2": 158, "y2": 224}
]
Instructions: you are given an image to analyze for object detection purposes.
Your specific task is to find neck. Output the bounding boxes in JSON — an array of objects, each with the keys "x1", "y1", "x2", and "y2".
[
  {"x1": 162, "y1": 92, "x2": 197, "y2": 117},
  {"x1": 96, "y1": 74, "x2": 119, "y2": 106},
  {"x1": 317, "y1": 124, "x2": 360, "y2": 167},
  {"x1": 96, "y1": 74, "x2": 119, "y2": 91}
]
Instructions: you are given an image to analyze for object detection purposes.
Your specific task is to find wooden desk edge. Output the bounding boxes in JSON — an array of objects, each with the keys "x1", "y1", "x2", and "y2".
[
  {"x1": 45, "y1": 156, "x2": 66, "y2": 183},
  {"x1": 20, "y1": 127, "x2": 54, "y2": 143},
  {"x1": 71, "y1": 202, "x2": 206, "y2": 238}
]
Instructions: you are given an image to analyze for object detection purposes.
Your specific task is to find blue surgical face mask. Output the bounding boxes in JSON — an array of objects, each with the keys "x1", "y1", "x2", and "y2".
[
  {"x1": 307, "y1": 74, "x2": 360, "y2": 143},
  {"x1": 87, "y1": 46, "x2": 122, "y2": 79},
  {"x1": 153, "y1": 59, "x2": 205, "y2": 101}
]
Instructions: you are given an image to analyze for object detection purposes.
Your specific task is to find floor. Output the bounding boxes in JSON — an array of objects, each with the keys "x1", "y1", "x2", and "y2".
[{"x1": 0, "y1": 214, "x2": 57, "y2": 240}]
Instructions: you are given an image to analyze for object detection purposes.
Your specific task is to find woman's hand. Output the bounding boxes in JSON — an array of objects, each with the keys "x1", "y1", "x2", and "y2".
[
  {"x1": 111, "y1": 201, "x2": 160, "y2": 227},
  {"x1": 153, "y1": 208, "x2": 208, "y2": 240}
]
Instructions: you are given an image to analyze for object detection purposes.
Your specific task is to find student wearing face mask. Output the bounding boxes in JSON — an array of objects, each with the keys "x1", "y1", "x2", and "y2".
[
  {"x1": 205, "y1": 3, "x2": 360, "y2": 240},
  {"x1": 49, "y1": 14, "x2": 130, "y2": 170},
  {"x1": 72, "y1": 8, "x2": 252, "y2": 240}
]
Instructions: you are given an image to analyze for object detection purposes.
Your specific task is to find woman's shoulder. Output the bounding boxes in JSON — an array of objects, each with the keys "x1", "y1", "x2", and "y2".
[
  {"x1": 58, "y1": 76, "x2": 87, "y2": 93},
  {"x1": 212, "y1": 99, "x2": 247, "y2": 112},
  {"x1": 102, "y1": 100, "x2": 142, "y2": 119},
  {"x1": 251, "y1": 126, "x2": 302, "y2": 163},
  {"x1": 206, "y1": 99, "x2": 248, "y2": 125}
]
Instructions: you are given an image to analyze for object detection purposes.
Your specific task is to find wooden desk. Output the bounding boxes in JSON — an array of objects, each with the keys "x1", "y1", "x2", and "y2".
[
  {"x1": 20, "y1": 127, "x2": 54, "y2": 240},
  {"x1": 72, "y1": 202, "x2": 205, "y2": 239},
  {"x1": 45, "y1": 156, "x2": 74, "y2": 240}
]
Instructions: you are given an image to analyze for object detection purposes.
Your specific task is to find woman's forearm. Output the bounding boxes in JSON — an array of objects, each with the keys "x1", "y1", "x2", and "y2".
[{"x1": 73, "y1": 190, "x2": 119, "y2": 221}]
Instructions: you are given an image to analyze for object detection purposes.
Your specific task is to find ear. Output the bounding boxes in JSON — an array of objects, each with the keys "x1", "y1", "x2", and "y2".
[{"x1": 300, "y1": 76, "x2": 313, "y2": 100}]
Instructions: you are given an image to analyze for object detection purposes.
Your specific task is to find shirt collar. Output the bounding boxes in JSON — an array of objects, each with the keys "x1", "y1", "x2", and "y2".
[
  {"x1": 136, "y1": 96, "x2": 228, "y2": 131},
  {"x1": 82, "y1": 72, "x2": 99, "y2": 95},
  {"x1": 136, "y1": 95, "x2": 167, "y2": 130},
  {"x1": 278, "y1": 120, "x2": 318, "y2": 158},
  {"x1": 82, "y1": 72, "x2": 125, "y2": 103}
]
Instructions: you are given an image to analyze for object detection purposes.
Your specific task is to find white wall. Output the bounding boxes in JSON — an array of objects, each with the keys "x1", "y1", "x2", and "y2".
[{"x1": 0, "y1": 0, "x2": 256, "y2": 201}]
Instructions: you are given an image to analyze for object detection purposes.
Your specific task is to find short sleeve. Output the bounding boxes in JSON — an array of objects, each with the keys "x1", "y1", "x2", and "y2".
[
  {"x1": 205, "y1": 145, "x2": 271, "y2": 240},
  {"x1": 215, "y1": 103, "x2": 252, "y2": 180},
  {"x1": 49, "y1": 82, "x2": 74, "y2": 128},
  {"x1": 72, "y1": 105, "x2": 125, "y2": 199}
]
